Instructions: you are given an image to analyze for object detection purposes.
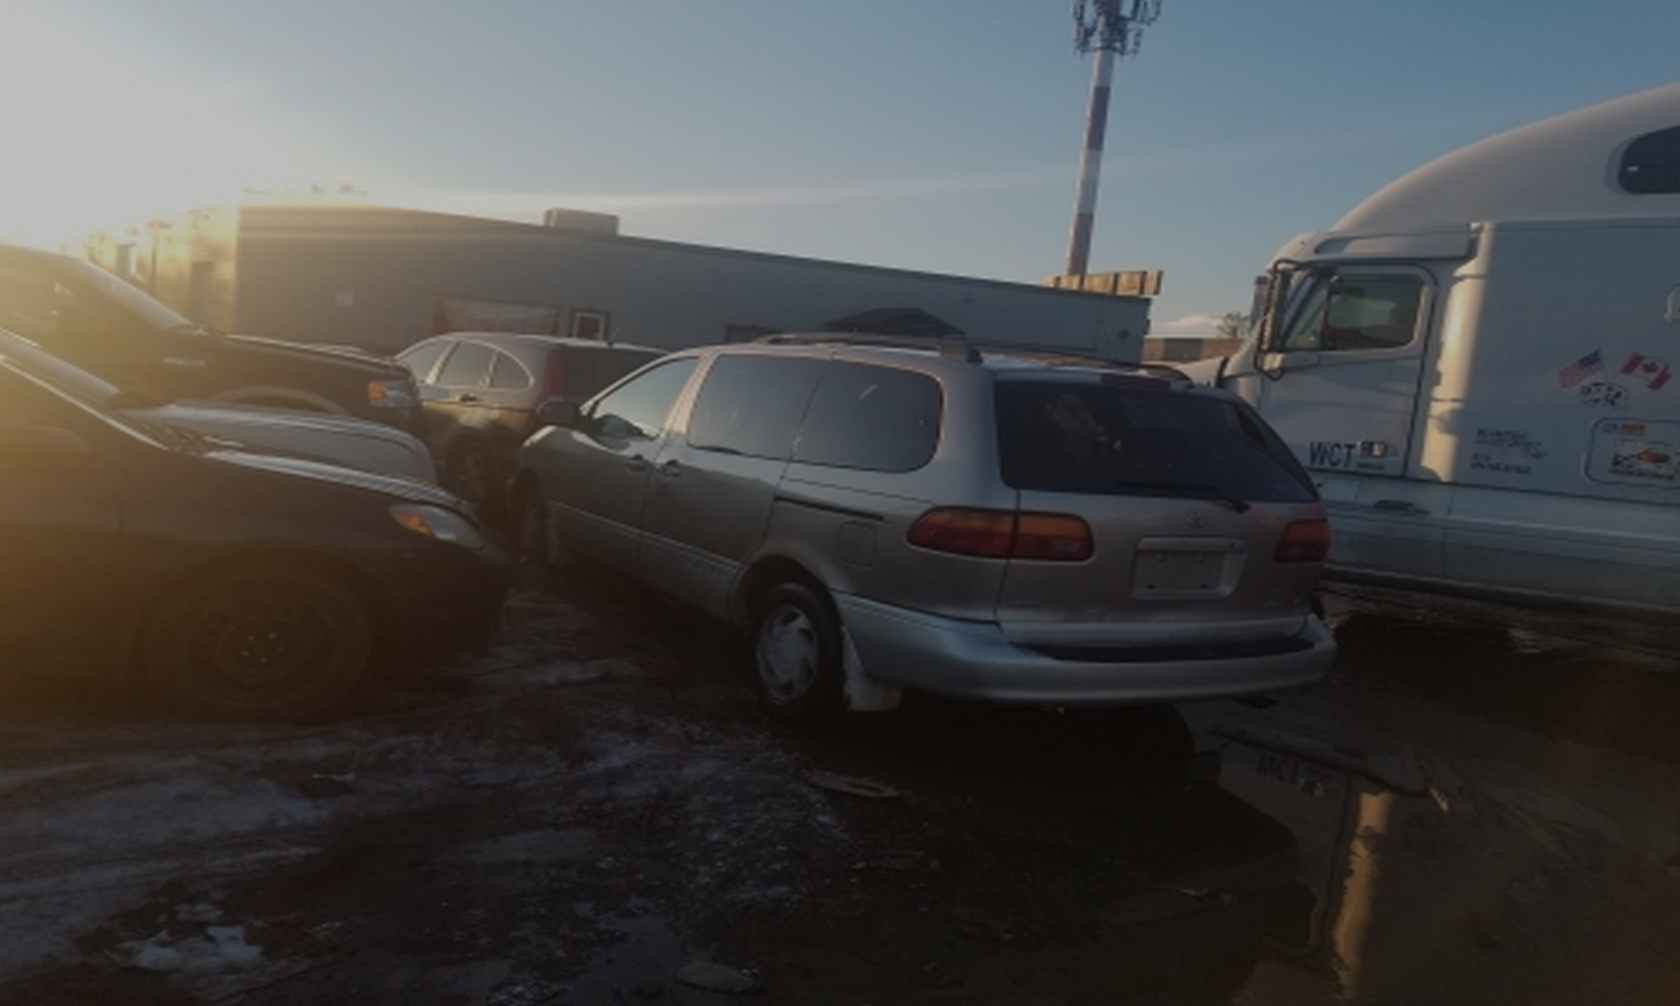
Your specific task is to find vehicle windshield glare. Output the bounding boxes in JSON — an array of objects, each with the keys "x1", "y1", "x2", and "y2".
[
  {"x1": 995, "y1": 380, "x2": 1316, "y2": 502},
  {"x1": 58, "y1": 256, "x2": 195, "y2": 332}
]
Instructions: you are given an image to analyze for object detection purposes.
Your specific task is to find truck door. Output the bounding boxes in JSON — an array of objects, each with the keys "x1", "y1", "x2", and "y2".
[{"x1": 1254, "y1": 265, "x2": 1441, "y2": 577}]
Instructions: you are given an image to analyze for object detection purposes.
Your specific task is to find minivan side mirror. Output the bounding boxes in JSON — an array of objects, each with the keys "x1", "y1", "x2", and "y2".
[
  {"x1": 535, "y1": 399, "x2": 583, "y2": 430},
  {"x1": 0, "y1": 424, "x2": 93, "y2": 463}
]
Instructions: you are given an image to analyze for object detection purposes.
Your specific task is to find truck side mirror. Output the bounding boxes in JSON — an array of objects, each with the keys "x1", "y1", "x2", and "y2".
[{"x1": 535, "y1": 399, "x2": 582, "y2": 430}]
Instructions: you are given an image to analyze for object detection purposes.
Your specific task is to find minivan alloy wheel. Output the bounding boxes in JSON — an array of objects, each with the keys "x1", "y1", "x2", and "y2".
[{"x1": 756, "y1": 603, "x2": 820, "y2": 703}]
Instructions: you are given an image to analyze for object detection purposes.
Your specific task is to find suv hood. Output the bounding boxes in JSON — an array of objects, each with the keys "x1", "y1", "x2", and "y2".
[
  {"x1": 142, "y1": 401, "x2": 419, "y2": 443},
  {"x1": 134, "y1": 401, "x2": 437, "y2": 482},
  {"x1": 205, "y1": 448, "x2": 464, "y2": 510},
  {"x1": 223, "y1": 334, "x2": 406, "y2": 377}
]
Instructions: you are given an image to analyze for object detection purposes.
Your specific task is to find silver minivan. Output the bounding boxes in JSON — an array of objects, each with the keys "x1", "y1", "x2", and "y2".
[{"x1": 511, "y1": 334, "x2": 1336, "y2": 719}]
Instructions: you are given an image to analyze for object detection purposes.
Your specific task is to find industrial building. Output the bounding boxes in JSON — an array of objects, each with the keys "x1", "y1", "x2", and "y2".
[
  {"x1": 1141, "y1": 335, "x2": 1244, "y2": 363},
  {"x1": 77, "y1": 205, "x2": 1154, "y2": 360}
]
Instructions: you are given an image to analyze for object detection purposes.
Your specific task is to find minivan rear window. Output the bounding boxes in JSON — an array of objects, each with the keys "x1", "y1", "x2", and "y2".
[
  {"x1": 994, "y1": 380, "x2": 1316, "y2": 503},
  {"x1": 793, "y1": 362, "x2": 942, "y2": 473}
]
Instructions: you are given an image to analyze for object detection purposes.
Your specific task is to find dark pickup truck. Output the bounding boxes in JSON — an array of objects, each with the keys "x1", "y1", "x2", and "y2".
[{"x1": 0, "y1": 244, "x2": 423, "y2": 434}]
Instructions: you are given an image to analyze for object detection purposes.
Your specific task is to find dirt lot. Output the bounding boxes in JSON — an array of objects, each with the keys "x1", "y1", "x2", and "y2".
[{"x1": 1, "y1": 576, "x2": 1677, "y2": 1005}]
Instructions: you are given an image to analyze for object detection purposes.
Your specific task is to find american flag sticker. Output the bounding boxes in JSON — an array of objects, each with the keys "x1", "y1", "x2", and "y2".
[
  {"x1": 1557, "y1": 349, "x2": 1603, "y2": 389},
  {"x1": 1620, "y1": 353, "x2": 1672, "y2": 390}
]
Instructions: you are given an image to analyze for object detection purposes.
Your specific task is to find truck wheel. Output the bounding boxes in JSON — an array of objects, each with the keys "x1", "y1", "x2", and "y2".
[
  {"x1": 751, "y1": 581, "x2": 844, "y2": 722},
  {"x1": 143, "y1": 564, "x2": 373, "y2": 720}
]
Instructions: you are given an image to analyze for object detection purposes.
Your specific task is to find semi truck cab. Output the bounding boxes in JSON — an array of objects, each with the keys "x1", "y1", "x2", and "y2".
[{"x1": 1190, "y1": 84, "x2": 1680, "y2": 616}]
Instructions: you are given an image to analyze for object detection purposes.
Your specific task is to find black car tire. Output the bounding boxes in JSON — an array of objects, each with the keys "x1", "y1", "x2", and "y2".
[
  {"x1": 143, "y1": 564, "x2": 374, "y2": 721},
  {"x1": 751, "y1": 581, "x2": 845, "y2": 722}
]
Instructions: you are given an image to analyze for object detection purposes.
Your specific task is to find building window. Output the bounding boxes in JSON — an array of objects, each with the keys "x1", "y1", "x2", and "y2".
[
  {"x1": 570, "y1": 309, "x2": 610, "y2": 342},
  {"x1": 435, "y1": 297, "x2": 561, "y2": 336}
]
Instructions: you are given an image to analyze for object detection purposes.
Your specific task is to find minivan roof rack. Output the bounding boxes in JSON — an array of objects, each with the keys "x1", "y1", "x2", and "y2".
[
  {"x1": 970, "y1": 342, "x2": 1192, "y2": 382},
  {"x1": 752, "y1": 332, "x2": 1190, "y2": 381},
  {"x1": 755, "y1": 331, "x2": 981, "y2": 362}
]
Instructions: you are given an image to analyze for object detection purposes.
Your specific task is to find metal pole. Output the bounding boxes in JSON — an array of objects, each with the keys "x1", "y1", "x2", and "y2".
[{"x1": 1066, "y1": 45, "x2": 1115, "y2": 276}]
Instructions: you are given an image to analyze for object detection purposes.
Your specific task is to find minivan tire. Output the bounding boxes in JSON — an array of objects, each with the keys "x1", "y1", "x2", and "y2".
[
  {"x1": 751, "y1": 581, "x2": 845, "y2": 722},
  {"x1": 143, "y1": 564, "x2": 374, "y2": 721}
]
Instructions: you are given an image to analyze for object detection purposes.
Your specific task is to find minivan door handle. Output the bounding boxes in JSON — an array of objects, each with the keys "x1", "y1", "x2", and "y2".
[
  {"x1": 456, "y1": 392, "x2": 480, "y2": 404},
  {"x1": 625, "y1": 455, "x2": 649, "y2": 472}
]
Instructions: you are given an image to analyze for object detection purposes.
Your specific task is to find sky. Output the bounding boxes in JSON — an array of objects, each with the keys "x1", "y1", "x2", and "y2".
[{"x1": 2, "y1": 1, "x2": 1676, "y2": 334}]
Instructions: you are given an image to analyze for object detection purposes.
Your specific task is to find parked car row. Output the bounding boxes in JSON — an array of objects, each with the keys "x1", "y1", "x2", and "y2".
[
  {"x1": 4, "y1": 242, "x2": 1334, "y2": 723},
  {"x1": 509, "y1": 333, "x2": 1338, "y2": 720}
]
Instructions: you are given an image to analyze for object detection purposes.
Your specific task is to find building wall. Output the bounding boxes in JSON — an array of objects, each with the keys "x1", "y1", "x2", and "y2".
[
  {"x1": 228, "y1": 208, "x2": 1148, "y2": 359},
  {"x1": 1142, "y1": 336, "x2": 1244, "y2": 363}
]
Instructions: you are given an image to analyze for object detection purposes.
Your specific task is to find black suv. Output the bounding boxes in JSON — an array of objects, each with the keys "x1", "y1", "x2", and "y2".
[{"x1": 0, "y1": 244, "x2": 423, "y2": 434}]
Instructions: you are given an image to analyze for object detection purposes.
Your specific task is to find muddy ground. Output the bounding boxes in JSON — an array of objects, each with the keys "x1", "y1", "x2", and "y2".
[{"x1": 1, "y1": 575, "x2": 1677, "y2": 1005}]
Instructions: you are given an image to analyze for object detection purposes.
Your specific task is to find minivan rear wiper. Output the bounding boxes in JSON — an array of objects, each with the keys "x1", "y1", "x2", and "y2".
[{"x1": 1114, "y1": 481, "x2": 1252, "y2": 513}]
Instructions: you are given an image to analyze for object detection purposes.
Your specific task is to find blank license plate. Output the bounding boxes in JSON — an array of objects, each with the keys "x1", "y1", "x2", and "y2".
[{"x1": 1133, "y1": 550, "x2": 1226, "y2": 597}]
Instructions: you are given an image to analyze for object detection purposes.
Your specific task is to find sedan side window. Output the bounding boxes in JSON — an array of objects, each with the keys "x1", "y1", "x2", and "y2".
[
  {"x1": 590, "y1": 358, "x2": 698, "y2": 441},
  {"x1": 398, "y1": 341, "x2": 451, "y2": 384},
  {"x1": 490, "y1": 351, "x2": 532, "y2": 390},
  {"x1": 434, "y1": 341, "x2": 494, "y2": 388}
]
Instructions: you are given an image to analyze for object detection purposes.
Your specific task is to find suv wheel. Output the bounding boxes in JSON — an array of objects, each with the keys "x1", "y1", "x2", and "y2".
[
  {"x1": 144, "y1": 564, "x2": 373, "y2": 720},
  {"x1": 513, "y1": 486, "x2": 551, "y2": 586},
  {"x1": 752, "y1": 582, "x2": 844, "y2": 721},
  {"x1": 447, "y1": 440, "x2": 498, "y2": 518}
]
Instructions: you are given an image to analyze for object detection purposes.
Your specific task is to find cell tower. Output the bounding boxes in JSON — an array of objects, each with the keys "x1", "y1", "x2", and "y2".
[{"x1": 1065, "y1": 0, "x2": 1163, "y2": 276}]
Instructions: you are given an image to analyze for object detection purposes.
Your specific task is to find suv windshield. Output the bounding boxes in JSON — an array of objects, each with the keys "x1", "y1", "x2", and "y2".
[
  {"x1": 994, "y1": 379, "x2": 1316, "y2": 503},
  {"x1": 55, "y1": 256, "x2": 196, "y2": 332}
]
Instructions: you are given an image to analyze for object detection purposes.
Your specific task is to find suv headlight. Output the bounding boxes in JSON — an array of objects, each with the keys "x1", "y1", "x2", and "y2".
[
  {"x1": 390, "y1": 504, "x2": 484, "y2": 549},
  {"x1": 368, "y1": 377, "x2": 418, "y2": 409}
]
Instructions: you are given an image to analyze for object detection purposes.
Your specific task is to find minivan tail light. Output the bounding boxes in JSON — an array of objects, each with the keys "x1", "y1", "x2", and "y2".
[
  {"x1": 908, "y1": 508, "x2": 1015, "y2": 558},
  {"x1": 1275, "y1": 519, "x2": 1331, "y2": 563},
  {"x1": 1012, "y1": 513, "x2": 1095, "y2": 561},
  {"x1": 908, "y1": 508, "x2": 1092, "y2": 562}
]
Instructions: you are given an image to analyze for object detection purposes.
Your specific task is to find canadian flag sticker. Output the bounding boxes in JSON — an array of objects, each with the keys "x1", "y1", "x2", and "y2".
[{"x1": 1620, "y1": 353, "x2": 1672, "y2": 391}]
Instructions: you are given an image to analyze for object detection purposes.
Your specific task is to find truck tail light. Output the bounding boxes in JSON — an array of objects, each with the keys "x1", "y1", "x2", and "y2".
[
  {"x1": 908, "y1": 509, "x2": 1092, "y2": 562},
  {"x1": 1275, "y1": 519, "x2": 1331, "y2": 563},
  {"x1": 544, "y1": 354, "x2": 568, "y2": 399}
]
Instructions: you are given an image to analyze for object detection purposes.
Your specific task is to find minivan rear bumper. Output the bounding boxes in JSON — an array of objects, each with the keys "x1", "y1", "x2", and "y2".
[{"x1": 836, "y1": 594, "x2": 1335, "y2": 705}]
